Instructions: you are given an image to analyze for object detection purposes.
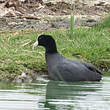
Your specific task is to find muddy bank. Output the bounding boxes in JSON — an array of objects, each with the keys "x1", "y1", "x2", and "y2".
[
  {"x1": 0, "y1": 0, "x2": 110, "y2": 30},
  {"x1": 0, "y1": 0, "x2": 110, "y2": 83}
]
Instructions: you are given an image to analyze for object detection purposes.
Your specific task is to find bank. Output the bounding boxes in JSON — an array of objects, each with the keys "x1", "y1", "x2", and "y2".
[{"x1": 0, "y1": 16, "x2": 110, "y2": 82}]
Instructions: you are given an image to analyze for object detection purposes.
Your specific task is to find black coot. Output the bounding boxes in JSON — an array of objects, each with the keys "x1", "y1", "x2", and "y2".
[{"x1": 33, "y1": 35, "x2": 102, "y2": 82}]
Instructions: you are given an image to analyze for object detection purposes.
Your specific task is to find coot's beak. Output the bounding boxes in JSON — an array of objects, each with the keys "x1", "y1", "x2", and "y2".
[{"x1": 33, "y1": 40, "x2": 38, "y2": 50}]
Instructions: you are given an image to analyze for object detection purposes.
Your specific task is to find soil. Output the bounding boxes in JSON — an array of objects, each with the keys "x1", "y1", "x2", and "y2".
[
  {"x1": 0, "y1": 0, "x2": 110, "y2": 82},
  {"x1": 0, "y1": 0, "x2": 110, "y2": 30}
]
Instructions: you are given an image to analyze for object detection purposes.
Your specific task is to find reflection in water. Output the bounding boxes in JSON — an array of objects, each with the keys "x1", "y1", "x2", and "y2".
[
  {"x1": 45, "y1": 77, "x2": 110, "y2": 110},
  {"x1": 0, "y1": 77, "x2": 110, "y2": 110},
  {"x1": 45, "y1": 81, "x2": 103, "y2": 110}
]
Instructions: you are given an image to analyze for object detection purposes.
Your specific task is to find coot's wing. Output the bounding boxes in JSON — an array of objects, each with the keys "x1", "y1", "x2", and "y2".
[
  {"x1": 81, "y1": 62, "x2": 102, "y2": 75},
  {"x1": 54, "y1": 60, "x2": 102, "y2": 81},
  {"x1": 55, "y1": 62, "x2": 85, "y2": 81}
]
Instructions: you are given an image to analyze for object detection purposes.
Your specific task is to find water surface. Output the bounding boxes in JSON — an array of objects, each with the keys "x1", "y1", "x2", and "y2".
[{"x1": 0, "y1": 77, "x2": 110, "y2": 110}]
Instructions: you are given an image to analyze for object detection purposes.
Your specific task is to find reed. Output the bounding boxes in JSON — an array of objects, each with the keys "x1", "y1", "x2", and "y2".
[{"x1": 70, "y1": 0, "x2": 75, "y2": 38}]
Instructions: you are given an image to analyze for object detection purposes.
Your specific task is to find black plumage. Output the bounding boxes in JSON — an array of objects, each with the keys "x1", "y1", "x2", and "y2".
[{"x1": 33, "y1": 34, "x2": 102, "y2": 82}]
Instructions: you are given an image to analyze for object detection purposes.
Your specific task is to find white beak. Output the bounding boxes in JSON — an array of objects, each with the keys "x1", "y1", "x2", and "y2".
[{"x1": 33, "y1": 40, "x2": 38, "y2": 50}]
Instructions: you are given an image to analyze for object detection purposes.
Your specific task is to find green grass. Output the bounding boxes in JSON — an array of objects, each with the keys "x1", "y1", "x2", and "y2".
[{"x1": 0, "y1": 16, "x2": 110, "y2": 81}]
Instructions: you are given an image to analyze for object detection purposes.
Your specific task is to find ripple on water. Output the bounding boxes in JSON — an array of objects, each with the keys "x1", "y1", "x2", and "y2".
[{"x1": 0, "y1": 76, "x2": 110, "y2": 110}]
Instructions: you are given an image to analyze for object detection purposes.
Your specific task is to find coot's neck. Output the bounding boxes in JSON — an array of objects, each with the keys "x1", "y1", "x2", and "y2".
[
  {"x1": 45, "y1": 45, "x2": 58, "y2": 54},
  {"x1": 45, "y1": 41, "x2": 58, "y2": 54}
]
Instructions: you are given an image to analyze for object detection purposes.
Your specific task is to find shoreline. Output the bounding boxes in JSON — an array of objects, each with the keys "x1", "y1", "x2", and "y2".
[{"x1": 0, "y1": 1, "x2": 110, "y2": 82}]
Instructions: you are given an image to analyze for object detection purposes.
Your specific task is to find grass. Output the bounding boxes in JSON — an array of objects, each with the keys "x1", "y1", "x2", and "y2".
[{"x1": 0, "y1": 16, "x2": 110, "y2": 81}]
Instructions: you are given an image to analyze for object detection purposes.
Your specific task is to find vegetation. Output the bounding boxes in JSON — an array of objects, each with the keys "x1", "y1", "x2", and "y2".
[
  {"x1": 0, "y1": 16, "x2": 110, "y2": 81},
  {"x1": 69, "y1": 0, "x2": 74, "y2": 38}
]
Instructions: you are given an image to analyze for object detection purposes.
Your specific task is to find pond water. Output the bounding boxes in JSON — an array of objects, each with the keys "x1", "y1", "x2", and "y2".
[{"x1": 0, "y1": 76, "x2": 110, "y2": 110}]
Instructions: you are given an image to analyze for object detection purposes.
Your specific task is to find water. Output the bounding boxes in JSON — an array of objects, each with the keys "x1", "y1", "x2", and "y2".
[{"x1": 0, "y1": 77, "x2": 110, "y2": 110}]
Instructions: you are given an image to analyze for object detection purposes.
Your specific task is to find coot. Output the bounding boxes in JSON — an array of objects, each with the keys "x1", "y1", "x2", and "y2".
[{"x1": 33, "y1": 34, "x2": 102, "y2": 82}]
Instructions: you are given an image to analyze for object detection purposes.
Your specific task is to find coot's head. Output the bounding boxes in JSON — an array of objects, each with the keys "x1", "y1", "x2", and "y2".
[{"x1": 33, "y1": 34, "x2": 58, "y2": 53}]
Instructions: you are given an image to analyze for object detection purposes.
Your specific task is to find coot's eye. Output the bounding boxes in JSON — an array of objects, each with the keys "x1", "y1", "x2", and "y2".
[{"x1": 38, "y1": 37, "x2": 42, "y2": 40}]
